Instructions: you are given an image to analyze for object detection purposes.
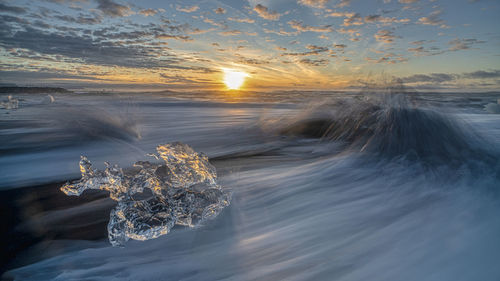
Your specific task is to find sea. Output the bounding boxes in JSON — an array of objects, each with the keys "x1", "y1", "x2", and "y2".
[{"x1": 1, "y1": 89, "x2": 500, "y2": 280}]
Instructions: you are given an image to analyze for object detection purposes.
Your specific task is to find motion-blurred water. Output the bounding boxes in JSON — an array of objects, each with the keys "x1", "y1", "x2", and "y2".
[{"x1": 1, "y1": 90, "x2": 500, "y2": 280}]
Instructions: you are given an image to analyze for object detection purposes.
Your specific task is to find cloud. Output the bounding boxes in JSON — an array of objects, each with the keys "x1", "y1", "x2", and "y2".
[
  {"x1": 203, "y1": 18, "x2": 226, "y2": 28},
  {"x1": 374, "y1": 29, "x2": 398, "y2": 43},
  {"x1": 337, "y1": 28, "x2": 359, "y2": 34},
  {"x1": 263, "y1": 28, "x2": 298, "y2": 36},
  {"x1": 0, "y1": 3, "x2": 27, "y2": 14},
  {"x1": 54, "y1": 13, "x2": 103, "y2": 24},
  {"x1": 0, "y1": 22, "x2": 197, "y2": 70},
  {"x1": 406, "y1": 38, "x2": 482, "y2": 56},
  {"x1": 281, "y1": 45, "x2": 329, "y2": 56},
  {"x1": 337, "y1": 0, "x2": 351, "y2": 8},
  {"x1": 214, "y1": 7, "x2": 226, "y2": 14},
  {"x1": 0, "y1": 70, "x2": 106, "y2": 82},
  {"x1": 155, "y1": 34, "x2": 192, "y2": 41},
  {"x1": 299, "y1": 58, "x2": 329, "y2": 66},
  {"x1": 159, "y1": 73, "x2": 211, "y2": 84},
  {"x1": 407, "y1": 45, "x2": 443, "y2": 56},
  {"x1": 216, "y1": 30, "x2": 243, "y2": 37},
  {"x1": 342, "y1": 13, "x2": 364, "y2": 26},
  {"x1": 176, "y1": 5, "x2": 199, "y2": 13},
  {"x1": 366, "y1": 53, "x2": 407, "y2": 64},
  {"x1": 417, "y1": 10, "x2": 448, "y2": 28},
  {"x1": 38, "y1": 0, "x2": 88, "y2": 4},
  {"x1": 139, "y1": 9, "x2": 157, "y2": 17},
  {"x1": 408, "y1": 46, "x2": 426, "y2": 55},
  {"x1": 6, "y1": 48, "x2": 68, "y2": 62},
  {"x1": 237, "y1": 56, "x2": 270, "y2": 65},
  {"x1": 326, "y1": 11, "x2": 356, "y2": 17},
  {"x1": 420, "y1": 69, "x2": 500, "y2": 89},
  {"x1": 254, "y1": 4, "x2": 280, "y2": 21},
  {"x1": 364, "y1": 15, "x2": 410, "y2": 24},
  {"x1": 288, "y1": 20, "x2": 333, "y2": 33},
  {"x1": 298, "y1": 0, "x2": 330, "y2": 8},
  {"x1": 449, "y1": 38, "x2": 485, "y2": 51},
  {"x1": 338, "y1": 12, "x2": 409, "y2": 27},
  {"x1": 410, "y1": 40, "x2": 427, "y2": 45},
  {"x1": 399, "y1": 70, "x2": 500, "y2": 84},
  {"x1": 463, "y1": 70, "x2": 500, "y2": 79},
  {"x1": 228, "y1": 17, "x2": 255, "y2": 23},
  {"x1": 219, "y1": 30, "x2": 242, "y2": 36},
  {"x1": 364, "y1": 15, "x2": 382, "y2": 22},
  {"x1": 96, "y1": 0, "x2": 132, "y2": 17},
  {"x1": 306, "y1": 44, "x2": 329, "y2": 52},
  {"x1": 400, "y1": 73, "x2": 456, "y2": 83},
  {"x1": 187, "y1": 28, "x2": 214, "y2": 35}
]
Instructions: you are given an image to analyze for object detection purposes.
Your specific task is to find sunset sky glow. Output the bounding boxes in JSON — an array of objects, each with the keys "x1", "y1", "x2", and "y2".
[{"x1": 0, "y1": 0, "x2": 499, "y2": 91}]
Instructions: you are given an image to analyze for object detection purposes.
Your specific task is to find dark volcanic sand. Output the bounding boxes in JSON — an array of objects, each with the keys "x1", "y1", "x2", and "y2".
[{"x1": 0, "y1": 181, "x2": 113, "y2": 275}]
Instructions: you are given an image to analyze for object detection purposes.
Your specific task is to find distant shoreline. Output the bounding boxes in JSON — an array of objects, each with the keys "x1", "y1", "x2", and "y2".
[{"x1": 1, "y1": 86, "x2": 498, "y2": 96}]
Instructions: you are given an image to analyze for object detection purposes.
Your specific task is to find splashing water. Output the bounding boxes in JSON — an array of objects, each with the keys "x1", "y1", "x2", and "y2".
[
  {"x1": 61, "y1": 142, "x2": 231, "y2": 246},
  {"x1": 271, "y1": 95, "x2": 498, "y2": 168}
]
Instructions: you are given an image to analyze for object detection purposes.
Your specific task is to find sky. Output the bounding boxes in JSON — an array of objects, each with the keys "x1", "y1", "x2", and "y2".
[{"x1": 0, "y1": 0, "x2": 499, "y2": 91}]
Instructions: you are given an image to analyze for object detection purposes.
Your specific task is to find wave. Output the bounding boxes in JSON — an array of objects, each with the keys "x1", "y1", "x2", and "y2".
[
  {"x1": 53, "y1": 107, "x2": 141, "y2": 142},
  {"x1": 0, "y1": 107, "x2": 141, "y2": 155},
  {"x1": 269, "y1": 94, "x2": 498, "y2": 167}
]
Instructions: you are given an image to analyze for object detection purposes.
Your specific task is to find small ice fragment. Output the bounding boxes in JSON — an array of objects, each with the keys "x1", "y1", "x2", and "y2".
[
  {"x1": 61, "y1": 142, "x2": 230, "y2": 246},
  {"x1": 1, "y1": 95, "x2": 19, "y2": 109},
  {"x1": 42, "y1": 94, "x2": 55, "y2": 104}
]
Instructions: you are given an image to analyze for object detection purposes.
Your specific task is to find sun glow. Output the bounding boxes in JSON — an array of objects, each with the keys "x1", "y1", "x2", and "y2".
[{"x1": 223, "y1": 69, "x2": 248, "y2": 90}]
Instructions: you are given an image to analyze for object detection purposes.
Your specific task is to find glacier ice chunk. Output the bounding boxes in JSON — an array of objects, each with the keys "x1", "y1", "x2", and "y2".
[{"x1": 61, "y1": 142, "x2": 230, "y2": 246}]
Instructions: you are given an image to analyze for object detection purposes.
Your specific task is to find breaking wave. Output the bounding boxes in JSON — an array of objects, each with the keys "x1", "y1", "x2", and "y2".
[
  {"x1": 269, "y1": 94, "x2": 498, "y2": 168},
  {"x1": 55, "y1": 108, "x2": 142, "y2": 142},
  {"x1": 0, "y1": 107, "x2": 141, "y2": 156}
]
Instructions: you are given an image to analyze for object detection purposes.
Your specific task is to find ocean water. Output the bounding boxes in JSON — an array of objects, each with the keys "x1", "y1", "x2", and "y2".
[{"x1": 1, "y1": 90, "x2": 500, "y2": 280}]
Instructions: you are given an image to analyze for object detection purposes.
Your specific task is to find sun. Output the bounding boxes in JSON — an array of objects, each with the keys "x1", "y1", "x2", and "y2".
[{"x1": 223, "y1": 69, "x2": 248, "y2": 90}]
